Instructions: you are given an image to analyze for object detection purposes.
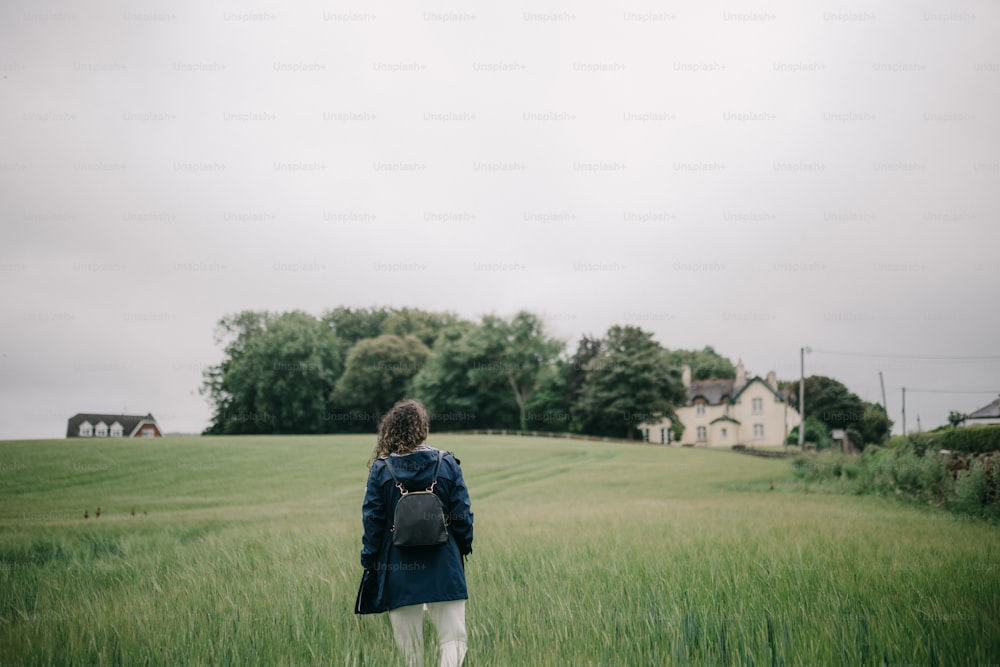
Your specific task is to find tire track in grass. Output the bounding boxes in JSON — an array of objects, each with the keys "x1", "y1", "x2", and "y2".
[
  {"x1": 472, "y1": 450, "x2": 572, "y2": 480},
  {"x1": 472, "y1": 448, "x2": 617, "y2": 499},
  {"x1": 473, "y1": 453, "x2": 583, "y2": 499}
]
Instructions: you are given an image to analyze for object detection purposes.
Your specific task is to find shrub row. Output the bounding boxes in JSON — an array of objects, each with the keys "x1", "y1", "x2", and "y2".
[
  {"x1": 791, "y1": 442, "x2": 1000, "y2": 520},
  {"x1": 906, "y1": 425, "x2": 1000, "y2": 455}
]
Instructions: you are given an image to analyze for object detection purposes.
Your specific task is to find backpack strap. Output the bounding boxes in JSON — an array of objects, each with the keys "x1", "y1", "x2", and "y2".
[
  {"x1": 383, "y1": 448, "x2": 445, "y2": 494},
  {"x1": 383, "y1": 456, "x2": 408, "y2": 495},
  {"x1": 428, "y1": 449, "x2": 444, "y2": 493}
]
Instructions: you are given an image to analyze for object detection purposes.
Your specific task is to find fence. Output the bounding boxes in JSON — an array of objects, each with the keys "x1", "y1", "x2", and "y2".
[
  {"x1": 448, "y1": 430, "x2": 794, "y2": 457},
  {"x1": 447, "y1": 429, "x2": 661, "y2": 446}
]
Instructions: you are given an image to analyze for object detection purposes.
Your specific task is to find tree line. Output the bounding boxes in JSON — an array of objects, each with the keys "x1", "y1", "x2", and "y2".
[{"x1": 200, "y1": 306, "x2": 891, "y2": 446}]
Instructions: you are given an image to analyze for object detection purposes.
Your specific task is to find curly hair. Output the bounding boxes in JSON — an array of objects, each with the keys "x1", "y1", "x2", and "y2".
[{"x1": 369, "y1": 399, "x2": 430, "y2": 468}]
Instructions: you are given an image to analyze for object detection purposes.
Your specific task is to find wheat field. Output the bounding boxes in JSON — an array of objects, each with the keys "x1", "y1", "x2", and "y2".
[{"x1": 1, "y1": 434, "x2": 997, "y2": 666}]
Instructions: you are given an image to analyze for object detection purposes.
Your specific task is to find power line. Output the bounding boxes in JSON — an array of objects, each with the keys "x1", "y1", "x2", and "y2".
[
  {"x1": 809, "y1": 348, "x2": 1000, "y2": 362},
  {"x1": 894, "y1": 388, "x2": 999, "y2": 395}
]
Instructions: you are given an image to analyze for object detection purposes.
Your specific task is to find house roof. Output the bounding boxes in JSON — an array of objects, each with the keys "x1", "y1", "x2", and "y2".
[
  {"x1": 688, "y1": 379, "x2": 736, "y2": 404},
  {"x1": 66, "y1": 413, "x2": 158, "y2": 437},
  {"x1": 688, "y1": 376, "x2": 787, "y2": 405},
  {"x1": 967, "y1": 396, "x2": 1000, "y2": 420},
  {"x1": 733, "y1": 376, "x2": 787, "y2": 402}
]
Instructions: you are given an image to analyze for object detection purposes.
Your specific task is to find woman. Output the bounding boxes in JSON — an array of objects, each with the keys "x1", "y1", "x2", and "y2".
[{"x1": 357, "y1": 399, "x2": 474, "y2": 667}]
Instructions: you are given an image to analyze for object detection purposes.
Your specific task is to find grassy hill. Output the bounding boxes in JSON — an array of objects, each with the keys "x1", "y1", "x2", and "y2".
[{"x1": 1, "y1": 435, "x2": 998, "y2": 665}]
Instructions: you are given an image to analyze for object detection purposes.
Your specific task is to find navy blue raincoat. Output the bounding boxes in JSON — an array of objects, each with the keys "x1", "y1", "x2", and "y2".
[{"x1": 358, "y1": 445, "x2": 473, "y2": 613}]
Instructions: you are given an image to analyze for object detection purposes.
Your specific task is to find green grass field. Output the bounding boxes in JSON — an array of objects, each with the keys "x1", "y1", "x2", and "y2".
[{"x1": 1, "y1": 435, "x2": 998, "y2": 666}]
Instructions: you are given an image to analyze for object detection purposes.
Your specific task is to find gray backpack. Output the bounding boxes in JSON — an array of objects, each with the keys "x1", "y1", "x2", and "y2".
[{"x1": 384, "y1": 450, "x2": 449, "y2": 548}]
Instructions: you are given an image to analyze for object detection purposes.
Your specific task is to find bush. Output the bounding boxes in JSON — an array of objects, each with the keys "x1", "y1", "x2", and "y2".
[
  {"x1": 792, "y1": 452, "x2": 857, "y2": 484},
  {"x1": 787, "y1": 417, "x2": 833, "y2": 450},
  {"x1": 989, "y1": 461, "x2": 1000, "y2": 515},
  {"x1": 891, "y1": 448, "x2": 923, "y2": 495},
  {"x1": 931, "y1": 425, "x2": 1000, "y2": 455},
  {"x1": 861, "y1": 444, "x2": 882, "y2": 461},
  {"x1": 918, "y1": 454, "x2": 951, "y2": 505},
  {"x1": 950, "y1": 461, "x2": 989, "y2": 516},
  {"x1": 904, "y1": 433, "x2": 935, "y2": 457},
  {"x1": 787, "y1": 446, "x2": 997, "y2": 520}
]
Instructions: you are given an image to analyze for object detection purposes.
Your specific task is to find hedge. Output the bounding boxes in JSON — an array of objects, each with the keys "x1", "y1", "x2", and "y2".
[{"x1": 917, "y1": 425, "x2": 1000, "y2": 454}]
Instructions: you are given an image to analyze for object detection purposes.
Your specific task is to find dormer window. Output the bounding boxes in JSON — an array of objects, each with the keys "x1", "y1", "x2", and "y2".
[
  {"x1": 95, "y1": 421, "x2": 108, "y2": 437},
  {"x1": 696, "y1": 402, "x2": 705, "y2": 416},
  {"x1": 752, "y1": 398, "x2": 763, "y2": 415},
  {"x1": 79, "y1": 421, "x2": 93, "y2": 437},
  {"x1": 110, "y1": 422, "x2": 123, "y2": 437}
]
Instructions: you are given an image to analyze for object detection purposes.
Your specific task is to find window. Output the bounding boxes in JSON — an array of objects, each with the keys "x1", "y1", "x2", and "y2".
[
  {"x1": 753, "y1": 424, "x2": 764, "y2": 440},
  {"x1": 661, "y1": 428, "x2": 668, "y2": 444},
  {"x1": 79, "y1": 421, "x2": 93, "y2": 437},
  {"x1": 696, "y1": 402, "x2": 705, "y2": 416},
  {"x1": 110, "y1": 422, "x2": 123, "y2": 437},
  {"x1": 142, "y1": 427, "x2": 155, "y2": 437},
  {"x1": 752, "y1": 398, "x2": 763, "y2": 415},
  {"x1": 95, "y1": 421, "x2": 108, "y2": 437},
  {"x1": 642, "y1": 428, "x2": 650, "y2": 442},
  {"x1": 697, "y1": 426, "x2": 707, "y2": 441},
  {"x1": 721, "y1": 427, "x2": 728, "y2": 438}
]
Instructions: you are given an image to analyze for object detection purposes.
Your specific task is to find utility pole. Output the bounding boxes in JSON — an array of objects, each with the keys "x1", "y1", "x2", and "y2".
[
  {"x1": 879, "y1": 371, "x2": 889, "y2": 445},
  {"x1": 902, "y1": 387, "x2": 907, "y2": 437},
  {"x1": 798, "y1": 346, "x2": 806, "y2": 451},
  {"x1": 917, "y1": 415, "x2": 922, "y2": 433}
]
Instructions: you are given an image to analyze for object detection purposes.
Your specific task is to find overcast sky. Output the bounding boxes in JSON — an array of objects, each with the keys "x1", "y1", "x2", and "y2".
[{"x1": 2, "y1": 0, "x2": 998, "y2": 439}]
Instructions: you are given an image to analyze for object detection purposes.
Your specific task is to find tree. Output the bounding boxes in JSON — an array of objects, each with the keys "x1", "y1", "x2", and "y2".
[
  {"x1": 329, "y1": 334, "x2": 431, "y2": 431},
  {"x1": 411, "y1": 320, "x2": 517, "y2": 431},
  {"x1": 859, "y1": 402, "x2": 892, "y2": 446},
  {"x1": 321, "y1": 306, "x2": 464, "y2": 352},
  {"x1": 382, "y1": 308, "x2": 462, "y2": 349},
  {"x1": 523, "y1": 360, "x2": 572, "y2": 432},
  {"x1": 410, "y1": 312, "x2": 564, "y2": 431},
  {"x1": 572, "y1": 325, "x2": 686, "y2": 439},
  {"x1": 468, "y1": 312, "x2": 564, "y2": 431},
  {"x1": 321, "y1": 306, "x2": 391, "y2": 350},
  {"x1": 663, "y1": 346, "x2": 736, "y2": 380},
  {"x1": 516, "y1": 335, "x2": 603, "y2": 434},
  {"x1": 201, "y1": 311, "x2": 342, "y2": 434},
  {"x1": 565, "y1": 335, "x2": 603, "y2": 411},
  {"x1": 201, "y1": 310, "x2": 276, "y2": 434},
  {"x1": 786, "y1": 376, "x2": 859, "y2": 421},
  {"x1": 948, "y1": 411, "x2": 966, "y2": 428},
  {"x1": 785, "y1": 375, "x2": 892, "y2": 449}
]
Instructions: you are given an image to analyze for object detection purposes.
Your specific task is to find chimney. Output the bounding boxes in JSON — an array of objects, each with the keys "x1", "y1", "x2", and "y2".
[
  {"x1": 682, "y1": 364, "x2": 691, "y2": 389},
  {"x1": 735, "y1": 358, "x2": 746, "y2": 390},
  {"x1": 766, "y1": 370, "x2": 777, "y2": 390}
]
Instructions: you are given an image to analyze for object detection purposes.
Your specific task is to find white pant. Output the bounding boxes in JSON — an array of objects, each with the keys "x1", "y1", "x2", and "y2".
[{"x1": 389, "y1": 600, "x2": 468, "y2": 667}]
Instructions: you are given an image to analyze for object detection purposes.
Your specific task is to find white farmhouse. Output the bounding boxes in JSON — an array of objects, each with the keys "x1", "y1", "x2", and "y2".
[{"x1": 641, "y1": 360, "x2": 802, "y2": 447}]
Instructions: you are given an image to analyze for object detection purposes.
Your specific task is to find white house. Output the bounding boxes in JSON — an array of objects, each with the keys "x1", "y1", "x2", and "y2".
[
  {"x1": 641, "y1": 360, "x2": 801, "y2": 448},
  {"x1": 961, "y1": 395, "x2": 1000, "y2": 427}
]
